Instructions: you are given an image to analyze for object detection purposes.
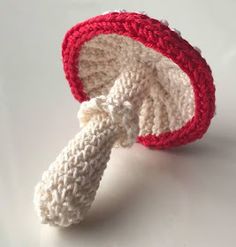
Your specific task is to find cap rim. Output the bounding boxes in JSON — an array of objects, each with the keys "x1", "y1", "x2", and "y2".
[{"x1": 62, "y1": 12, "x2": 215, "y2": 149}]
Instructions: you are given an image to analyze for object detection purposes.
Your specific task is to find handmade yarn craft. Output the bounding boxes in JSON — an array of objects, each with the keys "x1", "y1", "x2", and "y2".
[{"x1": 34, "y1": 11, "x2": 215, "y2": 227}]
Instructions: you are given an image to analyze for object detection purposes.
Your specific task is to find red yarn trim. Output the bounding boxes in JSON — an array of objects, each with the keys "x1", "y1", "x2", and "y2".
[{"x1": 62, "y1": 12, "x2": 215, "y2": 149}]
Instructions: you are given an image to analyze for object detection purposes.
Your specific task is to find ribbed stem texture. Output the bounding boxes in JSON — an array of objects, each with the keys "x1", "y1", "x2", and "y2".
[
  {"x1": 34, "y1": 115, "x2": 119, "y2": 226},
  {"x1": 34, "y1": 59, "x2": 154, "y2": 227}
]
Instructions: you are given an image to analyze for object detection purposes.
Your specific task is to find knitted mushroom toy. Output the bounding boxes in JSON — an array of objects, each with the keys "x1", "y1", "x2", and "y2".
[{"x1": 34, "y1": 12, "x2": 215, "y2": 227}]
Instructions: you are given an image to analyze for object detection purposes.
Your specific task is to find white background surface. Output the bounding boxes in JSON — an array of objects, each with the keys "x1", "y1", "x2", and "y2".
[{"x1": 1, "y1": 0, "x2": 236, "y2": 246}]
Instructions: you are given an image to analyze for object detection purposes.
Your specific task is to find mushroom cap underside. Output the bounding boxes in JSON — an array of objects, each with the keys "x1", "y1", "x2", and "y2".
[{"x1": 62, "y1": 12, "x2": 215, "y2": 149}]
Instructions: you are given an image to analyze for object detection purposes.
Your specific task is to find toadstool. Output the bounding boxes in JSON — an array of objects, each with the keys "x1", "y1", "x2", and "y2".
[{"x1": 34, "y1": 12, "x2": 215, "y2": 227}]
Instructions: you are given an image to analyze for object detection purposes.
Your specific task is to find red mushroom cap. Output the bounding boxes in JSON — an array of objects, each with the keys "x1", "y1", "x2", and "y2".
[{"x1": 62, "y1": 12, "x2": 215, "y2": 149}]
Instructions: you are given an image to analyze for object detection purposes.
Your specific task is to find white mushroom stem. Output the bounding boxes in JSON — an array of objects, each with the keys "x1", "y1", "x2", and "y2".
[{"x1": 34, "y1": 60, "x2": 154, "y2": 227}]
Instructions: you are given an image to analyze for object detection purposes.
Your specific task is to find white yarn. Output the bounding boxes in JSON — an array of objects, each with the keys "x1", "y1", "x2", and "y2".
[
  {"x1": 35, "y1": 33, "x2": 195, "y2": 227},
  {"x1": 34, "y1": 58, "x2": 154, "y2": 227},
  {"x1": 160, "y1": 19, "x2": 169, "y2": 26},
  {"x1": 79, "y1": 34, "x2": 195, "y2": 136},
  {"x1": 78, "y1": 96, "x2": 138, "y2": 147}
]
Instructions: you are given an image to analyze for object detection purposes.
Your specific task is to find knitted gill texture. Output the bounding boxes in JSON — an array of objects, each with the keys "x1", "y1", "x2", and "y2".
[
  {"x1": 34, "y1": 59, "x2": 154, "y2": 227},
  {"x1": 62, "y1": 12, "x2": 215, "y2": 149},
  {"x1": 78, "y1": 34, "x2": 195, "y2": 140}
]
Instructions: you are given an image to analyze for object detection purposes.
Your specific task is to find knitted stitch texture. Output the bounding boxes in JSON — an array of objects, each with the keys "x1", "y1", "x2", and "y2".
[
  {"x1": 62, "y1": 11, "x2": 215, "y2": 149},
  {"x1": 78, "y1": 34, "x2": 195, "y2": 139},
  {"x1": 34, "y1": 58, "x2": 154, "y2": 226},
  {"x1": 34, "y1": 11, "x2": 215, "y2": 227}
]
